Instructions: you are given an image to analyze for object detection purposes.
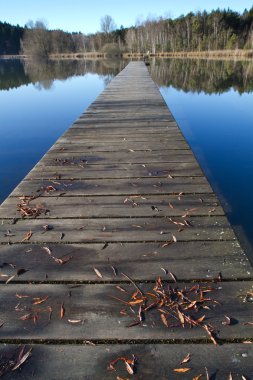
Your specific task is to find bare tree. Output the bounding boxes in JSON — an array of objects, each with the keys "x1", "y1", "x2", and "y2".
[{"x1": 100, "y1": 15, "x2": 116, "y2": 34}]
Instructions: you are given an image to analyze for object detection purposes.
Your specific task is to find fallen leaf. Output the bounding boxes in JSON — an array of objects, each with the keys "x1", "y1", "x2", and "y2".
[
  {"x1": 93, "y1": 267, "x2": 103, "y2": 279},
  {"x1": 20, "y1": 313, "x2": 32, "y2": 321},
  {"x1": 125, "y1": 361, "x2": 134, "y2": 375},
  {"x1": 116, "y1": 285, "x2": 128, "y2": 293},
  {"x1": 203, "y1": 324, "x2": 218, "y2": 345},
  {"x1": 193, "y1": 375, "x2": 202, "y2": 380},
  {"x1": 6, "y1": 275, "x2": 16, "y2": 284},
  {"x1": 180, "y1": 353, "x2": 191, "y2": 364},
  {"x1": 33, "y1": 296, "x2": 49, "y2": 305},
  {"x1": 21, "y1": 231, "x2": 33, "y2": 242},
  {"x1": 12, "y1": 347, "x2": 32, "y2": 371},
  {"x1": 161, "y1": 240, "x2": 173, "y2": 248},
  {"x1": 173, "y1": 368, "x2": 191, "y2": 373},
  {"x1": 68, "y1": 319, "x2": 82, "y2": 324},
  {"x1": 169, "y1": 272, "x2": 177, "y2": 282},
  {"x1": 161, "y1": 313, "x2": 169, "y2": 327},
  {"x1": 16, "y1": 293, "x2": 31, "y2": 298},
  {"x1": 84, "y1": 340, "x2": 96, "y2": 346},
  {"x1": 60, "y1": 303, "x2": 65, "y2": 319}
]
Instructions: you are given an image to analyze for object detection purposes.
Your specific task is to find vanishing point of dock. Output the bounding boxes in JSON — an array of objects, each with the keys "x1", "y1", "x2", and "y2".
[{"x1": 0, "y1": 62, "x2": 252, "y2": 379}]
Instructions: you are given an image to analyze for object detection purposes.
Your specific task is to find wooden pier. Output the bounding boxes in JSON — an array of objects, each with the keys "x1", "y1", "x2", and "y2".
[{"x1": 0, "y1": 62, "x2": 252, "y2": 379}]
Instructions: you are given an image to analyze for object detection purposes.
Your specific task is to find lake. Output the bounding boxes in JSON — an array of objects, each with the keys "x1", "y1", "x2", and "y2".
[{"x1": 0, "y1": 57, "x2": 253, "y2": 264}]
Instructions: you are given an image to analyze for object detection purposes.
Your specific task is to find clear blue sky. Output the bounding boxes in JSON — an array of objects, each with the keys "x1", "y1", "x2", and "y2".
[{"x1": 1, "y1": 0, "x2": 252, "y2": 34}]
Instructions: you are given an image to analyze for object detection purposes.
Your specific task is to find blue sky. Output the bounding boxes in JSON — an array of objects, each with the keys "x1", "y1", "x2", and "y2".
[{"x1": 1, "y1": 0, "x2": 253, "y2": 34}]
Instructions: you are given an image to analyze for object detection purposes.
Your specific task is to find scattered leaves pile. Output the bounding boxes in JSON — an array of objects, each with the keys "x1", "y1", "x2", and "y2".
[
  {"x1": 111, "y1": 276, "x2": 220, "y2": 345},
  {"x1": 17, "y1": 196, "x2": 46, "y2": 218}
]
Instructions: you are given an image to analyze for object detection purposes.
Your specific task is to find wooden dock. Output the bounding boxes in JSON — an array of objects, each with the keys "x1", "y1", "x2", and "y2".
[{"x1": 0, "y1": 61, "x2": 252, "y2": 379}]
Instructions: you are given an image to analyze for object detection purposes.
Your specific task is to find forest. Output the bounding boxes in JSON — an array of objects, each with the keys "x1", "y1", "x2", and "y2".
[{"x1": 0, "y1": 8, "x2": 253, "y2": 57}]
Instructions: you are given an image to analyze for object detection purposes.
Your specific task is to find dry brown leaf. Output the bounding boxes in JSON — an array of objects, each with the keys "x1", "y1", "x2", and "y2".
[
  {"x1": 180, "y1": 353, "x2": 191, "y2": 364},
  {"x1": 93, "y1": 267, "x2": 103, "y2": 279},
  {"x1": 6, "y1": 275, "x2": 16, "y2": 284},
  {"x1": 20, "y1": 313, "x2": 32, "y2": 321},
  {"x1": 177, "y1": 308, "x2": 185, "y2": 327},
  {"x1": 203, "y1": 324, "x2": 218, "y2": 345},
  {"x1": 193, "y1": 375, "x2": 202, "y2": 380},
  {"x1": 116, "y1": 285, "x2": 128, "y2": 293},
  {"x1": 173, "y1": 368, "x2": 191, "y2": 373},
  {"x1": 60, "y1": 303, "x2": 65, "y2": 319},
  {"x1": 33, "y1": 296, "x2": 49, "y2": 305},
  {"x1": 125, "y1": 361, "x2": 134, "y2": 375},
  {"x1": 22, "y1": 230, "x2": 33, "y2": 242},
  {"x1": 160, "y1": 313, "x2": 169, "y2": 327},
  {"x1": 161, "y1": 240, "x2": 173, "y2": 248},
  {"x1": 12, "y1": 347, "x2": 32, "y2": 371},
  {"x1": 169, "y1": 272, "x2": 177, "y2": 282}
]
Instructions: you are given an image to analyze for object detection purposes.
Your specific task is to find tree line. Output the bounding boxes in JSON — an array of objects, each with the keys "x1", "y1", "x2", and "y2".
[{"x1": 1, "y1": 8, "x2": 253, "y2": 57}]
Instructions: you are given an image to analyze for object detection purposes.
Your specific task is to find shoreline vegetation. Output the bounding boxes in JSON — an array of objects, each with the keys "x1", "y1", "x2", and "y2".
[
  {"x1": 1, "y1": 49, "x2": 253, "y2": 61},
  {"x1": 1, "y1": 8, "x2": 253, "y2": 59}
]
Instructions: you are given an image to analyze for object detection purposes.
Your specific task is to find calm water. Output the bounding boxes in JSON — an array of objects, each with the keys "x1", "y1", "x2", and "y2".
[{"x1": 0, "y1": 57, "x2": 253, "y2": 263}]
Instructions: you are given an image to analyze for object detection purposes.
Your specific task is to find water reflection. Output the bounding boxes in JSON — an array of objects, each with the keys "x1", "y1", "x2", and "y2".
[
  {"x1": 150, "y1": 58, "x2": 253, "y2": 94},
  {"x1": 0, "y1": 58, "x2": 127, "y2": 91}
]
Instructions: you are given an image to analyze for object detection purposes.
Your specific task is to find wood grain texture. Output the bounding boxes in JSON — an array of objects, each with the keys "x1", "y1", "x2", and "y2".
[
  {"x1": 0, "y1": 241, "x2": 250, "y2": 282},
  {"x1": 0, "y1": 282, "x2": 253, "y2": 340},
  {"x1": 1, "y1": 344, "x2": 252, "y2": 379}
]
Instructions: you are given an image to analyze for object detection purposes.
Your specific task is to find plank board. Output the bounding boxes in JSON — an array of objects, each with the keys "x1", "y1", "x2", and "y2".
[
  {"x1": 0, "y1": 282, "x2": 252, "y2": 340},
  {"x1": 0, "y1": 194, "x2": 223, "y2": 219},
  {"x1": 27, "y1": 162, "x2": 203, "y2": 180},
  {"x1": 0, "y1": 241, "x2": 250, "y2": 282},
  {"x1": 1, "y1": 344, "x2": 252, "y2": 379},
  {"x1": 0, "y1": 216, "x2": 236, "y2": 243},
  {"x1": 42, "y1": 150, "x2": 196, "y2": 165},
  {"x1": 11, "y1": 177, "x2": 213, "y2": 197}
]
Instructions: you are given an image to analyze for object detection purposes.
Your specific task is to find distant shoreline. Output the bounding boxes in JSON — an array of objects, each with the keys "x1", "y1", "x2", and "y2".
[{"x1": 1, "y1": 49, "x2": 253, "y2": 60}]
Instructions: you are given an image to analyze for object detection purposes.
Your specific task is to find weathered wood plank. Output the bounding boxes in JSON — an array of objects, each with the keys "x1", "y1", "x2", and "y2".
[
  {"x1": 11, "y1": 177, "x2": 213, "y2": 197},
  {"x1": 42, "y1": 150, "x2": 196, "y2": 165},
  {"x1": 0, "y1": 194, "x2": 223, "y2": 219},
  {"x1": 0, "y1": 282, "x2": 252, "y2": 340},
  {"x1": 0, "y1": 216, "x2": 236, "y2": 243},
  {"x1": 27, "y1": 162, "x2": 203, "y2": 180},
  {"x1": 1, "y1": 344, "x2": 252, "y2": 379},
  {"x1": 61, "y1": 132, "x2": 185, "y2": 142},
  {"x1": 0, "y1": 241, "x2": 250, "y2": 282},
  {"x1": 51, "y1": 140, "x2": 190, "y2": 152}
]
